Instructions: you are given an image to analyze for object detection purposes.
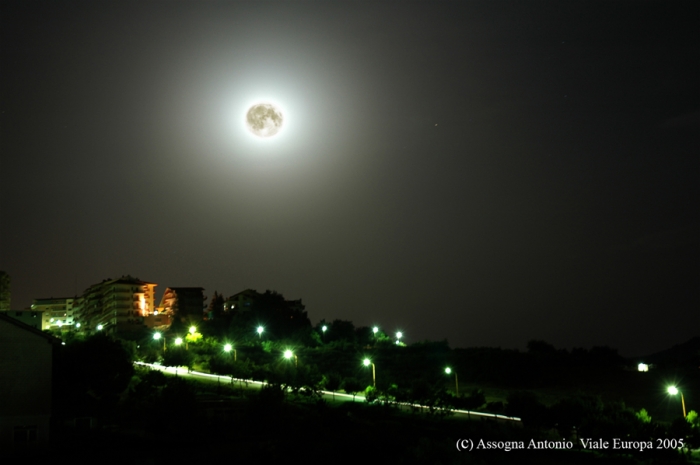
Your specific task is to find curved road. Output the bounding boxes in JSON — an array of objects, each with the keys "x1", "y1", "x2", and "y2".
[{"x1": 135, "y1": 361, "x2": 521, "y2": 424}]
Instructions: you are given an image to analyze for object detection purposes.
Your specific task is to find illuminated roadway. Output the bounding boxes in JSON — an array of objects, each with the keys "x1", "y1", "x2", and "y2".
[{"x1": 135, "y1": 362, "x2": 521, "y2": 424}]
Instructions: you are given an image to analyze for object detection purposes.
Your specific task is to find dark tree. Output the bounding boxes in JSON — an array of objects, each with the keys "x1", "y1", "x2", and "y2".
[
  {"x1": 341, "y1": 376, "x2": 364, "y2": 401},
  {"x1": 207, "y1": 291, "x2": 226, "y2": 320},
  {"x1": 227, "y1": 290, "x2": 312, "y2": 342},
  {"x1": 162, "y1": 346, "x2": 194, "y2": 369},
  {"x1": 55, "y1": 333, "x2": 134, "y2": 416},
  {"x1": 323, "y1": 372, "x2": 343, "y2": 400},
  {"x1": 505, "y1": 391, "x2": 549, "y2": 428},
  {"x1": 325, "y1": 319, "x2": 356, "y2": 344},
  {"x1": 526, "y1": 340, "x2": 557, "y2": 355}
]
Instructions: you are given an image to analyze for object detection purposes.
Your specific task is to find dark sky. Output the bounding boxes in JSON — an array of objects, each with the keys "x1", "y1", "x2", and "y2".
[{"x1": 1, "y1": 1, "x2": 698, "y2": 357}]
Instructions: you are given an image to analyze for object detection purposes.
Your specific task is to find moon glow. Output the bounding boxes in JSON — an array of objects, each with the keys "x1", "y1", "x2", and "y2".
[{"x1": 245, "y1": 103, "x2": 284, "y2": 138}]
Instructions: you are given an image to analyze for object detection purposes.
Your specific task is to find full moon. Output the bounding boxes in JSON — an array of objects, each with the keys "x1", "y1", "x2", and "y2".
[{"x1": 245, "y1": 103, "x2": 284, "y2": 138}]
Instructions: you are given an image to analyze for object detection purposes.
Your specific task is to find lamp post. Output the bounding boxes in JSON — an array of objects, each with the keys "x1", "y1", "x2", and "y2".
[
  {"x1": 372, "y1": 326, "x2": 379, "y2": 336},
  {"x1": 224, "y1": 343, "x2": 236, "y2": 361},
  {"x1": 185, "y1": 326, "x2": 197, "y2": 350},
  {"x1": 284, "y1": 349, "x2": 298, "y2": 367},
  {"x1": 363, "y1": 358, "x2": 376, "y2": 388},
  {"x1": 668, "y1": 386, "x2": 687, "y2": 418},
  {"x1": 175, "y1": 337, "x2": 183, "y2": 347},
  {"x1": 445, "y1": 367, "x2": 459, "y2": 396},
  {"x1": 153, "y1": 331, "x2": 166, "y2": 352},
  {"x1": 396, "y1": 331, "x2": 403, "y2": 345},
  {"x1": 257, "y1": 326, "x2": 264, "y2": 339}
]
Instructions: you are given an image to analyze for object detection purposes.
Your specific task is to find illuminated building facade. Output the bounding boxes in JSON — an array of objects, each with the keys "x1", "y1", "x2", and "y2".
[
  {"x1": 79, "y1": 276, "x2": 156, "y2": 335},
  {"x1": 31, "y1": 297, "x2": 80, "y2": 331}
]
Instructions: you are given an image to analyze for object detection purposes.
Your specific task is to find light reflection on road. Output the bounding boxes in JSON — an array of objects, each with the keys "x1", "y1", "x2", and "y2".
[{"x1": 134, "y1": 361, "x2": 521, "y2": 424}]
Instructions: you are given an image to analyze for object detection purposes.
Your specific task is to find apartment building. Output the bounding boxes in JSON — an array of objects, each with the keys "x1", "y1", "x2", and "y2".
[
  {"x1": 80, "y1": 276, "x2": 156, "y2": 335},
  {"x1": 31, "y1": 297, "x2": 80, "y2": 331}
]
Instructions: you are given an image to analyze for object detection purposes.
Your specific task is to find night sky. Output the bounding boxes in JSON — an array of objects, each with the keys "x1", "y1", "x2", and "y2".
[{"x1": 1, "y1": 1, "x2": 698, "y2": 357}]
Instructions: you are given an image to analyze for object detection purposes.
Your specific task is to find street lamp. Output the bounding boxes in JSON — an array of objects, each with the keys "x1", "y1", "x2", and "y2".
[
  {"x1": 284, "y1": 349, "x2": 298, "y2": 367},
  {"x1": 396, "y1": 331, "x2": 403, "y2": 345},
  {"x1": 372, "y1": 326, "x2": 379, "y2": 335},
  {"x1": 224, "y1": 343, "x2": 236, "y2": 361},
  {"x1": 445, "y1": 367, "x2": 459, "y2": 396},
  {"x1": 189, "y1": 326, "x2": 197, "y2": 335},
  {"x1": 175, "y1": 337, "x2": 183, "y2": 346},
  {"x1": 97, "y1": 324, "x2": 103, "y2": 331},
  {"x1": 363, "y1": 358, "x2": 376, "y2": 388},
  {"x1": 257, "y1": 326, "x2": 264, "y2": 338},
  {"x1": 153, "y1": 331, "x2": 166, "y2": 352},
  {"x1": 668, "y1": 386, "x2": 687, "y2": 417}
]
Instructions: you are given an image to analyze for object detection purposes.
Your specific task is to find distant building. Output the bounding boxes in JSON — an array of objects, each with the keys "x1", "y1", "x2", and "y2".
[
  {"x1": 158, "y1": 287, "x2": 205, "y2": 328},
  {"x1": 0, "y1": 271, "x2": 10, "y2": 312},
  {"x1": 224, "y1": 288, "x2": 259, "y2": 313},
  {"x1": 0, "y1": 313, "x2": 60, "y2": 448},
  {"x1": 79, "y1": 276, "x2": 156, "y2": 335},
  {"x1": 25, "y1": 275, "x2": 161, "y2": 336},
  {"x1": 31, "y1": 297, "x2": 80, "y2": 331},
  {"x1": 143, "y1": 310, "x2": 171, "y2": 330}
]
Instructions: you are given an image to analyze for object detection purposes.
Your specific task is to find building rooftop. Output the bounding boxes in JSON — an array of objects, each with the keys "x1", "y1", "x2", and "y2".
[{"x1": 0, "y1": 313, "x2": 61, "y2": 344}]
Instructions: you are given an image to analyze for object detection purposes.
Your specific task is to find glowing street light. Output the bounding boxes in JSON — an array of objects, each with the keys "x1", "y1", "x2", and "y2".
[
  {"x1": 284, "y1": 349, "x2": 298, "y2": 367},
  {"x1": 257, "y1": 326, "x2": 264, "y2": 338},
  {"x1": 445, "y1": 367, "x2": 459, "y2": 396},
  {"x1": 372, "y1": 326, "x2": 379, "y2": 335},
  {"x1": 97, "y1": 324, "x2": 103, "y2": 331},
  {"x1": 183, "y1": 326, "x2": 198, "y2": 350},
  {"x1": 396, "y1": 331, "x2": 403, "y2": 345},
  {"x1": 153, "y1": 331, "x2": 166, "y2": 351},
  {"x1": 175, "y1": 337, "x2": 183, "y2": 346},
  {"x1": 363, "y1": 358, "x2": 376, "y2": 388},
  {"x1": 224, "y1": 343, "x2": 236, "y2": 361},
  {"x1": 668, "y1": 386, "x2": 687, "y2": 417}
]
